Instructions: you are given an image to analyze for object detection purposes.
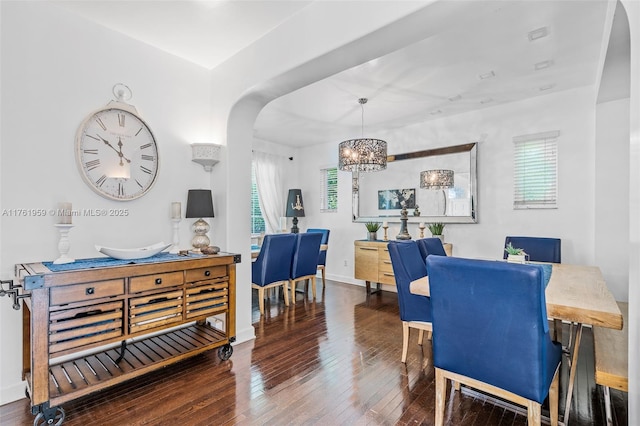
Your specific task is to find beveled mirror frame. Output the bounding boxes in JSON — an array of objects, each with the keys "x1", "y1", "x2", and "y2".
[{"x1": 352, "y1": 142, "x2": 477, "y2": 224}]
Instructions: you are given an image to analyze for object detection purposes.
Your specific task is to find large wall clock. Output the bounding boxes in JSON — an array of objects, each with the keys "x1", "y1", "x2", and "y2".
[{"x1": 75, "y1": 99, "x2": 159, "y2": 201}]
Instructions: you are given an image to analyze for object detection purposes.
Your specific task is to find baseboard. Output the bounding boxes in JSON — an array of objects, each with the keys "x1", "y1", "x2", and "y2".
[
  {"x1": 1, "y1": 380, "x2": 27, "y2": 406},
  {"x1": 233, "y1": 325, "x2": 256, "y2": 345}
]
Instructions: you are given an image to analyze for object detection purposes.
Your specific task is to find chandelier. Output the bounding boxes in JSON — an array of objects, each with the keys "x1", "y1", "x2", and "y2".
[
  {"x1": 338, "y1": 98, "x2": 387, "y2": 172},
  {"x1": 420, "y1": 169, "x2": 454, "y2": 189}
]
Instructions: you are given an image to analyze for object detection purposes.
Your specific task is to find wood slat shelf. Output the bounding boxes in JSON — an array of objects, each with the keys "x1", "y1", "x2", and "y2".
[{"x1": 30, "y1": 323, "x2": 226, "y2": 407}]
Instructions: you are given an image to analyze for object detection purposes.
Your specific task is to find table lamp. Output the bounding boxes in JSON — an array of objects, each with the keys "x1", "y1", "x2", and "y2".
[
  {"x1": 285, "y1": 189, "x2": 305, "y2": 234},
  {"x1": 185, "y1": 189, "x2": 214, "y2": 251}
]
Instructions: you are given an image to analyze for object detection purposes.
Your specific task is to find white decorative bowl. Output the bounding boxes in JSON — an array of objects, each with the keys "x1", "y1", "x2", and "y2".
[{"x1": 96, "y1": 242, "x2": 171, "y2": 260}]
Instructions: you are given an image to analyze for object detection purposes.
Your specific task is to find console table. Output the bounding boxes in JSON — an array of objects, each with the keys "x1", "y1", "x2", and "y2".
[
  {"x1": 10, "y1": 252, "x2": 239, "y2": 425},
  {"x1": 354, "y1": 240, "x2": 452, "y2": 294}
]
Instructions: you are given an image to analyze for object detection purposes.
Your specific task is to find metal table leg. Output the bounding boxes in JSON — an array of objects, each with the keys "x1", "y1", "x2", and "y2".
[{"x1": 563, "y1": 323, "x2": 583, "y2": 425}]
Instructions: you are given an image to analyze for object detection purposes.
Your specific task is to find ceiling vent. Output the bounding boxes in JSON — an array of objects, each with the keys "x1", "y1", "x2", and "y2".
[{"x1": 528, "y1": 27, "x2": 549, "y2": 41}]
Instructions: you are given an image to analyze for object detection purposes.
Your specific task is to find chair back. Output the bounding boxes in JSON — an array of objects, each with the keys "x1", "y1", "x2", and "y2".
[
  {"x1": 416, "y1": 238, "x2": 447, "y2": 263},
  {"x1": 426, "y1": 256, "x2": 562, "y2": 403},
  {"x1": 291, "y1": 232, "x2": 323, "y2": 279},
  {"x1": 504, "y1": 236, "x2": 561, "y2": 263},
  {"x1": 387, "y1": 240, "x2": 432, "y2": 323},
  {"x1": 252, "y1": 234, "x2": 296, "y2": 287},
  {"x1": 306, "y1": 228, "x2": 330, "y2": 266}
]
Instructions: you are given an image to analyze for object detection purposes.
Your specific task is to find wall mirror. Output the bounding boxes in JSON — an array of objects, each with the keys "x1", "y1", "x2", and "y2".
[{"x1": 352, "y1": 142, "x2": 477, "y2": 224}]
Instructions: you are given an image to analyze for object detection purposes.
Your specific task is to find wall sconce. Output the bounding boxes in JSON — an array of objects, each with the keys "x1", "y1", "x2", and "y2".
[{"x1": 191, "y1": 143, "x2": 221, "y2": 172}]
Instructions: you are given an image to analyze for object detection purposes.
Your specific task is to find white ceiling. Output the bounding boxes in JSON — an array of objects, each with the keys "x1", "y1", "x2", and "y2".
[{"x1": 54, "y1": 1, "x2": 612, "y2": 148}]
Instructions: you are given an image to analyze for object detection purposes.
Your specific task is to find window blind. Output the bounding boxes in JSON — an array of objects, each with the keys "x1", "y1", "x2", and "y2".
[
  {"x1": 320, "y1": 167, "x2": 338, "y2": 212},
  {"x1": 513, "y1": 131, "x2": 559, "y2": 209},
  {"x1": 251, "y1": 164, "x2": 266, "y2": 233}
]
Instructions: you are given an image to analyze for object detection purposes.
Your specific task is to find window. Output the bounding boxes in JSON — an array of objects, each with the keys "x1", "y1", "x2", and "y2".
[
  {"x1": 251, "y1": 164, "x2": 265, "y2": 233},
  {"x1": 320, "y1": 166, "x2": 338, "y2": 212},
  {"x1": 513, "y1": 130, "x2": 559, "y2": 209}
]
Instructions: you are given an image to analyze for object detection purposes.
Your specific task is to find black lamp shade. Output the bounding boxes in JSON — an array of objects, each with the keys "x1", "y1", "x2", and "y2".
[
  {"x1": 285, "y1": 189, "x2": 305, "y2": 217},
  {"x1": 185, "y1": 189, "x2": 214, "y2": 218}
]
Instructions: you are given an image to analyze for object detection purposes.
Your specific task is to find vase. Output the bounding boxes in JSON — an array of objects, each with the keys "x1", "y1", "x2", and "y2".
[
  {"x1": 507, "y1": 254, "x2": 526, "y2": 264},
  {"x1": 434, "y1": 234, "x2": 444, "y2": 243},
  {"x1": 367, "y1": 231, "x2": 377, "y2": 241}
]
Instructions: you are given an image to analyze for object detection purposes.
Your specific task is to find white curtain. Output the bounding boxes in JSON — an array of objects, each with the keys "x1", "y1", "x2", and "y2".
[{"x1": 253, "y1": 151, "x2": 284, "y2": 234}]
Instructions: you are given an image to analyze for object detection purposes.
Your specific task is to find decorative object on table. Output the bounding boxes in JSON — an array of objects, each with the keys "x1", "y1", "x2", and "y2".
[
  {"x1": 279, "y1": 216, "x2": 287, "y2": 232},
  {"x1": 75, "y1": 84, "x2": 158, "y2": 201},
  {"x1": 201, "y1": 246, "x2": 220, "y2": 255},
  {"x1": 285, "y1": 189, "x2": 305, "y2": 234},
  {"x1": 413, "y1": 205, "x2": 420, "y2": 216},
  {"x1": 420, "y1": 169, "x2": 454, "y2": 215},
  {"x1": 53, "y1": 224, "x2": 75, "y2": 264},
  {"x1": 191, "y1": 143, "x2": 221, "y2": 172},
  {"x1": 382, "y1": 221, "x2": 389, "y2": 241},
  {"x1": 427, "y1": 222, "x2": 445, "y2": 242},
  {"x1": 169, "y1": 201, "x2": 181, "y2": 254},
  {"x1": 378, "y1": 188, "x2": 416, "y2": 210},
  {"x1": 504, "y1": 242, "x2": 527, "y2": 263},
  {"x1": 186, "y1": 189, "x2": 215, "y2": 252},
  {"x1": 57, "y1": 202, "x2": 73, "y2": 224},
  {"x1": 95, "y1": 242, "x2": 171, "y2": 260},
  {"x1": 338, "y1": 98, "x2": 387, "y2": 173},
  {"x1": 418, "y1": 222, "x2": 426, "y2": 238},
  {"x1": 365, "y1": 221, "x2": 381, "y2": 241},
  {"x1": 396, "y1": 204, "x2": 412, "y2": 240}
]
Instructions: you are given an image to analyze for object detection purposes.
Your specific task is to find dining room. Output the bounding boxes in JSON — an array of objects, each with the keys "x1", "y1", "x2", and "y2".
[{"x1": 1, "y1": 0, "x2": 638, "y2": 424}]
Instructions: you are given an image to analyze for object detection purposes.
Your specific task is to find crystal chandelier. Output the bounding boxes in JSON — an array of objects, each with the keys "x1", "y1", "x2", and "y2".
[
  {"x1": 338, "y1": 98, "x2": 387, "y2": 172},
  {"x1": 420, "y1": 169, "x2": 454, "y2": 189}
]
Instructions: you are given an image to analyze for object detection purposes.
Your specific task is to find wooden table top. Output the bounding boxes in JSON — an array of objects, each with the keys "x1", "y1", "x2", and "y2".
[{"x1": 545, "y1": 263, "x2": 622, "y2": 330}]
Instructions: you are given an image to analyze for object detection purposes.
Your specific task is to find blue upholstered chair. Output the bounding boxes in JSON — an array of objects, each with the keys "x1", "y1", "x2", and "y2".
[
  {"x1": 416, "y1": 237, "x2": 447, "y2": 263},
  {"x1": 306, "y1": 228, "x2": 330, "y2": 288},
  {"x1": 289, "y1": 232, "x2": 323, "y2": 302},
  {"x1": 387, "y1": 240, "x2": 433, "y2": 363},
  {"x1": 251, "y1": 233, "x2": 297, "y2": 316},
  {"x1": 426, "y1": 256, "x2": 562, "y2": 426},
  {"x1": 503, "y1": 236, "x2": 561, "y2": 263}
]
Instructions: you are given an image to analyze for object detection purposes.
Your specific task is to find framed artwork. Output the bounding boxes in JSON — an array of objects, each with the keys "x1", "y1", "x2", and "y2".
[{"x1": 378, "y1": 188, "x2": 416, "y2": 210}]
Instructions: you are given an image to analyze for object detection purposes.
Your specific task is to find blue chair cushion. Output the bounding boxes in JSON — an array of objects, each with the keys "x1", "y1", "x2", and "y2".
[
  {"x1": 252, "y1": 234, "x2": 296, "y2": 287},
  {"x1": 426, "y1": 256, "x2": 562, "y2": 403},
  {"x1": 504, "y1": 236, "x2": 561, "y2": 263},
  {"x1": 387, "y1": 241, "x2": 432, "y2": 323}
]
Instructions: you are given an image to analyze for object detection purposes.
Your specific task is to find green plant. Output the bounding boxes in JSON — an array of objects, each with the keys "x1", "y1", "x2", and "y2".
[
  {"x1": 504, "y1": 242, "x2": 525, "y2": 255},
  {"x1": 365, "y1": 222, "x2": 381, "y2": 232},
  {"x1": 427, "y1": 222, "x2": 445, "y2": 235}
]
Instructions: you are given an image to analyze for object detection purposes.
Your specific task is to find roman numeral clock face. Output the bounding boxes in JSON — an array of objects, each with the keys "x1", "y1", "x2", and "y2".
[{"x1": 75, "y1": 107, "x2": 159, "y2": 201}]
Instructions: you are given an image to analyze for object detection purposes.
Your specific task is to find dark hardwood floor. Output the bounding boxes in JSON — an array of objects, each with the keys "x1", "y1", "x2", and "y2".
[{"x1": 0, "y1": 280, "x2": 628, "y2": 425}]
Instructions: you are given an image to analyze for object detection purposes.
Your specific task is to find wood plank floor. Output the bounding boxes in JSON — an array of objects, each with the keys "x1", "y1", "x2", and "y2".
[{"x1": 0, "y1": 280, "x2": 628, "y2": 425}]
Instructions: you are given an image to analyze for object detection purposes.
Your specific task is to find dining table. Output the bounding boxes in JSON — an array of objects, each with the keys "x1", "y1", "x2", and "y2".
[{"x1": 411, "y1": 261, "x2": 623, "y2": 424}]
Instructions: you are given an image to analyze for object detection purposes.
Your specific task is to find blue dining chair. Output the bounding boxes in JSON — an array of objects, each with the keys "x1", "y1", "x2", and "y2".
[
  {"x1": 289, "y1": 232, "x2": 323, "y2": 302},
  {"x1": 387, "y1": 240, "x2": 433, "y2": 363},
  {"x1": 426, "y1": 255, "x2": 562, "y2": 426},
  {"x1": 306, "y1": 228, "x2": 330, "y2": 288},
  {"x1": 503, "y1": 236, "x2": 561, "y2": 263},
  {"x1": 251, "y1": 233, "x2": 297, "y2": 316},
  {"x1": 416, "y1": 237, "x2": 447, "y2": 263}
]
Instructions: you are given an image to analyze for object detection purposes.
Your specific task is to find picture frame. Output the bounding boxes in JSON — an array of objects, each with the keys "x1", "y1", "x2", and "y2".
[{"x1": 378, "y1": 188, "x2": 416, "y2": 210}]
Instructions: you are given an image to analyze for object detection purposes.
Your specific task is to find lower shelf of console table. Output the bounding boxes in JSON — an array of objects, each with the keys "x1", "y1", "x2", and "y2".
[{"x1": 33, "y1": 323, "x2": 227, "y2": 407}]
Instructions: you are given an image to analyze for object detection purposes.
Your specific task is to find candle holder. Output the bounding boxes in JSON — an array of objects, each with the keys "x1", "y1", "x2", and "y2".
[
  {"x1": 170, "y1": 218, "x2": 181, "y2": 254},
  {"x1": 383, "y1": 225, "x2": 389, "y2": 241},
  {"x1": 418, "y1": 223, "x2": 425, "y2": 238},
  {"x1": 53, "y1": 224, "x2": 75, "y2": 264}
]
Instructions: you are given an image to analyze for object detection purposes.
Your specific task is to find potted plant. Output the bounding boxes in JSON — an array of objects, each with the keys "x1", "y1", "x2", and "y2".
[
  {"x1": 505, "y1": 242, "x2": 527, "y2": 263},
  {"x1": 365, "y1": 222, "x2": 381, "y2": 241},
  {"x1": 427, "y1": 223, "x2": 445, "y2": 242}
]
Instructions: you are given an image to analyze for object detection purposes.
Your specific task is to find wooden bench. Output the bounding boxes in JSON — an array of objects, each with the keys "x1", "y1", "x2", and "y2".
[{"x1": 593, "y1": 301, "x2": 628, "y2": 426}]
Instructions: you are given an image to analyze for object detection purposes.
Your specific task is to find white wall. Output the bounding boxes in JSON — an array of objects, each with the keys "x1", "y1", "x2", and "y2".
[
  {"x1": 596, "y1": 97, "x2": 630, "y2": 301},
  {"x1": 298, "y1": 87, "x2": 600, "y2": 287},
  {"x1": 0, "y1": 2, "x2": 213, "y2": 404}
]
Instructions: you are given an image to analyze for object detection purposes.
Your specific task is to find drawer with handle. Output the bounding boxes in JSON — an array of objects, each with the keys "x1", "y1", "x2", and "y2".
[
  {"x1": 185, "y1": 265, "x2": 227, "y2": 283},
  {"x1": 129, "y1": 271, "x2": 184, "y2": 293},
  {"x1": 50, "y1": 279, "x2": 125, "y2": 306}
]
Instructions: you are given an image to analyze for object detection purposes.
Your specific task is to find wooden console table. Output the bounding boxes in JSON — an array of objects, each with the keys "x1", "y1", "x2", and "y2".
[
  {"x1": 12, "y1": 252, "x2": 239, "y2": 425},
  {"x1": 354, "y1": 240, "x2": 452, "y2": 294}
]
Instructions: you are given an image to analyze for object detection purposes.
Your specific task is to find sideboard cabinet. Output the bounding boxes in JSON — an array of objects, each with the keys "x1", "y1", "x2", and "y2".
[
  {"x1": 354, "y1": 240, "x2": 452, "y2": 293},
  {"x1": 12, "y1": 253, "x2": 239, "y2": 424}
]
